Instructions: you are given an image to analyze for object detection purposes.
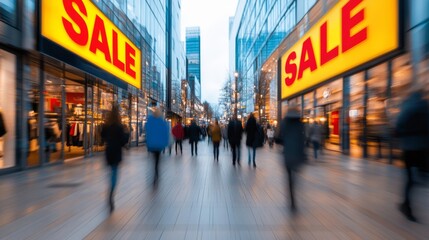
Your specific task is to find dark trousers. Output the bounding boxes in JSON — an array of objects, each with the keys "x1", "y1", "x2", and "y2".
[
  {"x1": 213, "y1": 142, "x2": 220, "y2": 160},
  {"x1": 402, "y1": 150, "x2": 426, "y2": 209},
  {"x1": 191, "y1": 141, "x2": 198, "y2": 156},
  {"x1": 223, "y1": 138, "x2": 229, "y2": 150},
  {"x1": 230, "y1": 143, "x2": 241, "y2": 164},
  {"x1": 153, "y1": 151, "x2": 161, "y2": 181},
  {"x1": 312, "y1": 141, "x2": 320, "y2": 159},
  {"x1": 286, "y1": 166, "x2": 295, "y2": 209},
  {"x1": 109, "y1": 165, "x2": 119, "y2": 202},
  {"x1": 175, "y1": 140, "x2": 182, "y2": 154}
]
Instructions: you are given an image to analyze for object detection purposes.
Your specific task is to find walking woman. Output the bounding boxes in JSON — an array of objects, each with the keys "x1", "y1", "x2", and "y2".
[
  {"x1": 211, "y1": 120, "x2": 222, "y2": 161},
  {"x1": 101, "y1": 105, "x2": 128, "y2": 212}
]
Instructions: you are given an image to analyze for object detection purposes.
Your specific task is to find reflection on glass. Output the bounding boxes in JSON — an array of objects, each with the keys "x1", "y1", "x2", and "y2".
[
  {"x1": 64, "y1": 80, "x2": 85, "y2": 160},
  {"x1": 44, "y1": 74, "x2": 63, "y2": 163},
  {"x1": 25, "y1": 61, "x2": 40, "y2": 167}
]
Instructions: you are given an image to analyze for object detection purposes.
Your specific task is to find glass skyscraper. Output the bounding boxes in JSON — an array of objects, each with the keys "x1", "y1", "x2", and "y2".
[{"x1": 186, "y1": 27, "x2": 201, "y2": 102}]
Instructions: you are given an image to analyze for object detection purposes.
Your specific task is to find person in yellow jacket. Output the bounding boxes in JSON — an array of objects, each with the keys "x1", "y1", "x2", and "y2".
[{"x1": 211, "y1": 120, "x2": 222, "y2": 161}]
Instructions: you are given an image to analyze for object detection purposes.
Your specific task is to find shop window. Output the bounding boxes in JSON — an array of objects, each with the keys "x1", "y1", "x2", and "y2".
[
  {"x1": 64, "y1": 79, "x2": 86, "y2": 160},
  {"x1": 0, "y1": 50, "x2": 16, "y2": 169},
  {"x1": 25, "y1": 60, "x2": 40, "y2": 167},
  {"x1": 349, "y1": 72, "x2": 365, "y2": 157},
  {"x1": 43, "y1": 73, "x2": 63, "y2": 164}
]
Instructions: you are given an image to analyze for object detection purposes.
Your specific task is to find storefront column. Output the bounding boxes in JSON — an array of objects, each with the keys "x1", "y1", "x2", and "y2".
[
  {"x1": 362, "y1": 71, "x2": 369, "y2": 158},
  {"x1": 386, "y1": 61, "x2": 394, "y2": 164},
  {"x1": 83, "y1": 77, "x2": 88, "y2": 157},
  {"x1": 341, "y1": 76, "x2": 350, "y2": 155},
  {"x1": 38, "y1": 58, "x2": 46, "y2": 165}
]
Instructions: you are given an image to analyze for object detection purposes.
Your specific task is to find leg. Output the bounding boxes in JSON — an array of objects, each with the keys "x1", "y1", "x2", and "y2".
[
  {"x1": 154, "y1": 151, "x2": 160, "y2": 182},
  {"x1": 109, "y1": 165, "x2": 118, "y2": 212},
  {"x1": 179, "y1": 140, "x2": 183, "y2": 154},
  {"x1": 191, "y1": 141, "x2": 194, "y2": 156},
  {"x1": 175, "y1": 140, "x2": 178, "y2": 154},
  {"x1": 248, "y1": 147, "x2": 251, "y2": 164},
  {"x1": 400, "y1": 151, "x2": 417, "y2": 221},
  {"x1": 216, "y1": 143, "x2": 220, "y2": 161},
  {"x1": 286, "y1": 167, "x2": 296, "y2": 210},
  {"x1": 232, "y1": 144, "x2": 236, "y2": 165},
  {"x1": 237, "y1": 144, "x2": 241, "y2": 164},
  {"x1": 195, "y1": 142, "x2": 198, "y2": 155},
  {"x1": 253, "y1": 147, "x2": 256, "y2": 167}
]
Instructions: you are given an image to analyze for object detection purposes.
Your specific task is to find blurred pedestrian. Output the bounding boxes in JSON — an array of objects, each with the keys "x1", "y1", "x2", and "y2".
[
  {"x1": 172, "y1": 120, "x2": 185, "y2": 155},
  {"x1": 279, "y1": 107, "x2": 307, "y2": 211},
  {"x1": 221, "y1": 124, "x2": 229, "y2": 150},
  {"x1": 228, "y1": 115, "x2": 243, "y2": 166},
  {"x1": 211, "y1": 120, "x2": 222, "y2": 161},
  {"x1": 101, "y1": 105, "x2": 128, "y2": 212},
  {"x1": 309, "y1": 121, "x2": 322, "y2": 160},
  {"x1": 245, "y1": 113, "x2": 262, "y2": 167},
  {"x1": 395, "y1": 89, "x2": 429, "y2": 222},
  {"x1": 207, "y1": 124, "x2": 212, "y2": 145},
  {"x1": 188, "y1": 120, "x2": 201, "y2": 156},
  {"x1": 145, "y1": 108, "x2": 169, "y2": 184},
  {"x1": 267, "y1": 124, "x2": 275, "y2": 148}
]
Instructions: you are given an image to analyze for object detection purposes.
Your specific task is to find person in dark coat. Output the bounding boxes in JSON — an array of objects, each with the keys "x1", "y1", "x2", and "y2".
[
  {"x1": 101, "y1": 105, "x2": 128, "y2": 212},
  {"x1": 395, "y1": 89, "x2": 429, "y2": 222},
  {"x1": 279, "y1": 107, "x2": 307, "y2": 211},
  {"x1": 228, "y1": 116, "x2": 243, "y2": 166},
  {"x1": 245, "y1": 113, "x2": 259, "y2": 167},
  {"x1": 188, "y1": 120, "x2": 201, "y2": 156},
  {"x1": 145, "y1": 108, "x2": 169, "y2": 184}
]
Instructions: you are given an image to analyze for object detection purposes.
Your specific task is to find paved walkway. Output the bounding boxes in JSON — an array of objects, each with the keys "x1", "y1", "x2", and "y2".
[{"x1": 0, "y1": 140, "x2": 428, "y2": 239}]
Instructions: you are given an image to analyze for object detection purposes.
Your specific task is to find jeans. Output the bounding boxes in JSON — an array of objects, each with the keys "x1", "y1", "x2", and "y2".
[
  {"x1": 213, "y1": 142, "x2": 220, "y2": 160},
  {"x1": 191, "y1": 141, "x2": 198, "y2": 156},
  {"x1": 402, "y1": 150, "x2": 426, "y2": 209},
  {"x1": 175, "y1": 140, "x2": 183, "y2": 154},
  {"x1": 109, "y1": 165, "x2": 119, "y2": 201},
  {"x1": 248, "y1": 147, "x2": 256, "y2": 165}
]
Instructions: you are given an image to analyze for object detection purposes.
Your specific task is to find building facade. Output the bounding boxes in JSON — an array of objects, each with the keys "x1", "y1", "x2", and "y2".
[
  {"x1": 232, "y1": 0, "x2": 429, "y2": 161},
  {"x1": 0, "y1": 0, "x2": 185, "y2": 173},
  {"x1": 186, "y1": 26, "x2": 202, "y2": 117}
]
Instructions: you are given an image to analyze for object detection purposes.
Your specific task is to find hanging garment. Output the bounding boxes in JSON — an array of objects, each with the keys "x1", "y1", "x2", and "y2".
[{"x1": 0, "y1": 112, "x2": 6, "y2": 137}]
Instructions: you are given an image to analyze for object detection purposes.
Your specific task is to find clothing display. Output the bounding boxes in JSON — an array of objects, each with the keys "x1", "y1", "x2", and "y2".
[{"x1": 0, "y1": 111, "x2": 6, "y2": 137}]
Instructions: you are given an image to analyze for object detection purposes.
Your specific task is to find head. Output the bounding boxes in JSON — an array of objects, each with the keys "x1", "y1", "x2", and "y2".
[
  {"x1": 286, "y1": 106, "x2": 301, "y2": 119},
  {"x1": 215, "y1": 120, "x2": 219, "y2": 125},
  {"x1": 106, "y1": 104, "x2": 121, "y2": 125},
  {"x1": 152, "y1": 107, "x2": 162, "y2": 118}
]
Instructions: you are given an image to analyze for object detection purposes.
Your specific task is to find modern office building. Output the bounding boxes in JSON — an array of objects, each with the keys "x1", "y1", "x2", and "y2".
[
  {"x1": 186, "y1": 26, "x2": 202, "y2": 110},
  {"x1": 231, "y1": 0, "x2": 429, "y2": 161},
  {"x1": 0, "y1": 0, "x2": 185, "y2": 173}
]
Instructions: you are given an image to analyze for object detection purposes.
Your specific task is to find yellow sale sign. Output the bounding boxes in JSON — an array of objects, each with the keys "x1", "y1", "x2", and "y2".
[
  {"x1": 281, "y1": 0, "x2": 399, "y2": 99},
  {"x1": 41, "y1": 0, "x2": 141, "y2": 88}
]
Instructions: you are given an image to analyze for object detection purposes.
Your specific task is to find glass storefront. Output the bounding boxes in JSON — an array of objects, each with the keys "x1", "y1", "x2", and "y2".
[
  {"x1": 0, "y1": 49, "x2": 16, "y2": 169},
  {"x1": 281, "y1": 53, "x2": 423, "y2": 162}
]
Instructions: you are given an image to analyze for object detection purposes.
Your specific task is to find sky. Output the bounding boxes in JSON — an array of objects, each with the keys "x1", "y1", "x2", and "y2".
[{"x1": 181, "y1": 0, "x2": 239, "y2": 106}]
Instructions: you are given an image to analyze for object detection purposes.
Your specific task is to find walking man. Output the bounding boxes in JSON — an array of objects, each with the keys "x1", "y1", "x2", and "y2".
[
  {"x1": 228, "y1": 115, "x2": 243, "y2": 166},
  {"x1": 395, "y1": 89, "x2": 429, "y2": 222}
]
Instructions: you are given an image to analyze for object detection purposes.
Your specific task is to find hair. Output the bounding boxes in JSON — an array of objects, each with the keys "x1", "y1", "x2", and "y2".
[{"x1": 106, "y1": 104, "x2": 121, "y2": 126}]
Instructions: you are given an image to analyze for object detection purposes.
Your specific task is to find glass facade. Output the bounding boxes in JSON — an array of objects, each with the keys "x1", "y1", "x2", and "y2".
[
  {"x1": 0, "y1": 0, "x2": 187, "y2": 173},
  {"x1": 186, "y1": 27, "x2": 201, "y2": 102},
  {"x1": 0, "y1": 0, "x2": 17, "y2": 27},
  {"x1": 0, "y1": 50, "x2": 16, "y2": 169},
  {"x1": 234, "y1": 0, "x2": 318, "y2": 118}
]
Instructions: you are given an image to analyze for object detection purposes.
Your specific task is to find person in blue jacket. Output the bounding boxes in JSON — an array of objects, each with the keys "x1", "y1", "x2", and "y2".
[{"x1": 145, "y1": 107, "x2": 169, "y2": 184}]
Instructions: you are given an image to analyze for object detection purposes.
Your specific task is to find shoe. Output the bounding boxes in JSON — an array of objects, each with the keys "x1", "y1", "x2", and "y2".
[
  {"x1": 253, "y1": 163, "x2": 256, "y2": 168},
  {"x1": 399, "y1": 203, "x2": 417, "y2": 222},
  {"x1": 109, "y1": 197, "x2": 115, "y2": 213}
]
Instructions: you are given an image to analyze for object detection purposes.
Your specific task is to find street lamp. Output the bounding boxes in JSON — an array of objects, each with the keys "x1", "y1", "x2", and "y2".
[{"x1": 234, "y1": 72, "x2": 239, "y2": 117}]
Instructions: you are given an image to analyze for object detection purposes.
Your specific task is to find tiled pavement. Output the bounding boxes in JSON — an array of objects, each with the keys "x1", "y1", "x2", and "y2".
[{"x1": 0, "y1": 140, "x2": 428, "y2": 239}]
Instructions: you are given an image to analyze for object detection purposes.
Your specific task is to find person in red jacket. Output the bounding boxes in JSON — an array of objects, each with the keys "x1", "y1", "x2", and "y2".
[{"x1": 172, "y1": 120, "x2": 185, "y2": 155}]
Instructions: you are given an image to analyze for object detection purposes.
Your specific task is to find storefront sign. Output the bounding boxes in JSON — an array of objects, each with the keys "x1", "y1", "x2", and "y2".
[
  {"x1": 41, "y1": 0, "x2": 141, "y2": 89},
  {"x1": 281, "y1": 0, "x2": 399, "y2": 99}
]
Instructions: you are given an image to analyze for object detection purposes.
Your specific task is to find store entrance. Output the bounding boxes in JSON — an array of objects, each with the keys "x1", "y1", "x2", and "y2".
[{"x1": 315, "y1": 104, "x2": 341, "y2": 152}]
